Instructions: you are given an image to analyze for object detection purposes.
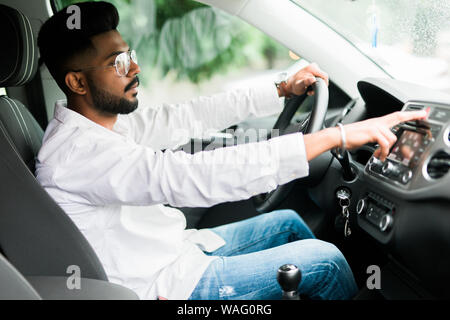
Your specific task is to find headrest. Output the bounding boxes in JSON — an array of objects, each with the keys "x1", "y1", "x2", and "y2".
[{"x1": 0, "y1": 4, "x2": 38, "y2": 87}]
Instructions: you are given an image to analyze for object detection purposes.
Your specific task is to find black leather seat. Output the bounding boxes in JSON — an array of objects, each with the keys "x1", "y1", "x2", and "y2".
[
  {"x1": 0, "y1": 2, "x2": 106, "y2": 280},
  {"x1": 0, "y1": 4, "x2": 138, "y2": 300},
  {"x1": 0, "y1": 248, "x2": 137, "y2": 300},
  {"x1": 0, "y1": 4, "x2": 44, "y2": 173},
  {"x1": 0, "y1": 119, "x2": 108, "y2": 280}
]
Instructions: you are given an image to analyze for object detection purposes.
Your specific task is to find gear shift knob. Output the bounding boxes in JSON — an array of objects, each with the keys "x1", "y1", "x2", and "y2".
[{"x1": 277, "y1": 264, "x2": 302, "y2": 300}]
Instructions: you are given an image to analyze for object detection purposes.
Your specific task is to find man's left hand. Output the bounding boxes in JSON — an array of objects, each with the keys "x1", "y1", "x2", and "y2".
[{"x1": 279, "y1": 63, "x2": 329, "y2": 97}]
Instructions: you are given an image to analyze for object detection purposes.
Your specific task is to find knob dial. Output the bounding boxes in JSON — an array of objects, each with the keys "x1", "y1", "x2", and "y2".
[
  {"x1": 401, "y1": 170, "x2": 413, "y2": 184},
  {"x1": 379, "y1": 214, "x2": 394, "y2": 232},
  {"x1": 369, "y1": 157, "x2": 382, "y2": 170},
  {"x1": 357, "y1": 198, "x2": 368, "y2": 215},
  {"x1": 382, "y1": 161, "x2": 401, "y2": 177}
]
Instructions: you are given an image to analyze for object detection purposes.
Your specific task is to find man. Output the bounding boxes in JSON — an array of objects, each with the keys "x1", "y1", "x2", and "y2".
[{"x1": 36, "y1": 2, "x2": 427, "y2": 300}]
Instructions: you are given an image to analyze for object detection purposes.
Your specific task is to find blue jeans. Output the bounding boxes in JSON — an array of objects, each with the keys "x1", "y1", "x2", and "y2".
[{"x1": 188, "y1": 210, "x2": 358, "y2": 300}]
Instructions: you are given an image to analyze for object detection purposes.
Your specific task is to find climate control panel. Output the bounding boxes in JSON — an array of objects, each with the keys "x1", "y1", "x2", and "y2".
[
  {"x1": 357, "y1": 192, "x2": 395, "y2": 233},
  {"x1": 368, "y1": 157, "x2": 414, "y2": 185}
]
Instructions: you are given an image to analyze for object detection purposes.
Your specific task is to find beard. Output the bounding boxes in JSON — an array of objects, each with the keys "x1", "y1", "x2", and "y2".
[{"x1": 86, "y1": 76, "x2": 139, "y2": 115}]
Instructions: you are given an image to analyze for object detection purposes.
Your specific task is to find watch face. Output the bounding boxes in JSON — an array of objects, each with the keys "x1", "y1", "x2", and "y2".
[{"x1": 275, "y1": 72, "x2": 288, "y2": 85}]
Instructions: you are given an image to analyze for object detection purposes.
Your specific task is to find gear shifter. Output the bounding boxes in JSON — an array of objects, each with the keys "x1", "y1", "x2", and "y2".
[
  {"x1": 332, "y1": 148, "x2": 356, "y2": 181},
  {"x1": 277, "y1": 264, "x2": 302, "y2": 300}
]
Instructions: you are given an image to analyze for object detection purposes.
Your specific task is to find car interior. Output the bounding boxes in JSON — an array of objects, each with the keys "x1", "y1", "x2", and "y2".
[{"x1": 0, "y1": 0, "x2": 449, "y2": 300}]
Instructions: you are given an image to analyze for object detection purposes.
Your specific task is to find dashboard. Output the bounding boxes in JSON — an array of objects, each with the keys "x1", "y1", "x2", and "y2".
[
  {"x1": 309, "y1": 77, "x2": 450, "y2": 298},
  {"x1": 366, "y1": 102, "x2": 450, "y2": 193},
  {"x1": 361, "y1": 101, "x2": 450, "y2": 236}
]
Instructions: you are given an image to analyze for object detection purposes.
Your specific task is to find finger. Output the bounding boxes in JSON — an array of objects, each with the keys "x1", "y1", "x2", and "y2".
[
  {"x1": 380, "y1": 126, "x2": 397, "y2": 147},
  {"x1": 295, "y1": 77, "x2": 316, "y2": 94},
  {"x1": 303, "y1": 77, "x2": 317, "y2": 87},
  {"x1": 317, "y1": 71, "x2": 329, "y2": 86},
  {"x1": 387, "y1": 110, "x2": 427, "y2": 127},
  {"x1": 373, "y1": 148, "x2": 381, "y2": 159},
  {"x1": 307, "y1": 62, "x2": 329, "y2": 86},
  {"x1": 375, "y1": 134, "x2": 390, "y2": 162}
]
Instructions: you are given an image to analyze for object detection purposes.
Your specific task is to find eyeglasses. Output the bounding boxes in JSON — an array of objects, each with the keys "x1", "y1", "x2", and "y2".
[{"x1": 73, "y1": 50, "x2": 138, "y2": 77}]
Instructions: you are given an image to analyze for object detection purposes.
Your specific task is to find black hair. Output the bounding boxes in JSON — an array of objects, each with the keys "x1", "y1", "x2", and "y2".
[{"x1": 37, "y1": 1, "x2": 119, "y2": 93}]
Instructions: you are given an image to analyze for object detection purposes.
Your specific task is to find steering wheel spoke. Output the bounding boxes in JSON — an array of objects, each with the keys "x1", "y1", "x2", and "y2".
[{"x1": 252, "y1": 78, "x2": 329, "y2": 213}]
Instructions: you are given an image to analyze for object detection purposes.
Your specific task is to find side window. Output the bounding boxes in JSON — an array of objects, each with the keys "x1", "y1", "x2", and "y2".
[
  {"x1": 0, "y1": 88, "x2": 6, "y2": 96},
  {"x1": 53, "y1": 0, "x2": 305, "y2": 132}
]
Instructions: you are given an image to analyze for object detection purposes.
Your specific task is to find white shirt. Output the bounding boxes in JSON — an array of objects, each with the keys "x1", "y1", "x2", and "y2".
[{"x1": 35, "y1": 83, "x2": 310, "y2": 300}]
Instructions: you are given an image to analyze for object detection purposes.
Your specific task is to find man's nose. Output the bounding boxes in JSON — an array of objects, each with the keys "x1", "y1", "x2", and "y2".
[{"x1": 128, "y1": 59, "x2": 141, "y2": 77}]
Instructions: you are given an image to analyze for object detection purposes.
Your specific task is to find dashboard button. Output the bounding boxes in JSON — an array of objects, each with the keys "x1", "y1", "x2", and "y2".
[
  {"x1": 401, "y1": 170, "x2": 413, "y2": 184},
  {"x1": 382, "y1": 161, "x2": 401, "y2": 177},
  {"x1": 379, "y1": 214, "x2": 394, "y2": 232},
  {"x1": 368, "y1": 157, "x2": 383, "y2": 173},
  {"x1": 381, "y1": 162, "x2": 390, "y2": 174},
  {"x1": 357, "y1": 198, "x2": 368, "y2": 215}
]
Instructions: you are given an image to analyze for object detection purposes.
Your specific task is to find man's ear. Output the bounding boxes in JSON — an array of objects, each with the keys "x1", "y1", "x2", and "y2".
[{"x1": 65, "y1": 72, "x2": 88, "y2": 95}]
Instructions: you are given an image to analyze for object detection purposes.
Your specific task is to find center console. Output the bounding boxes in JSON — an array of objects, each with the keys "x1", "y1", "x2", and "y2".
[
  {"x1": 357, "y1": 101, "x2": 450, "y2": 238},
  {"x1": 366, "y1": 102, "x2": 449, "y2": 188},
  {"x1": 330, "y1": 78, "x2": 450, "y2": 298}
]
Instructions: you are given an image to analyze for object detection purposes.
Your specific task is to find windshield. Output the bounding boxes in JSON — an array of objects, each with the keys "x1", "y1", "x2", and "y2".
[{"x1": 293, "y1": 0, "x2": 450, "y2": 95}]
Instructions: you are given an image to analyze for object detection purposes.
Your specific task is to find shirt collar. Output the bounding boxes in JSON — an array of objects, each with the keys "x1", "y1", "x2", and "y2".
[{"x1": 54, "y1": 100, "x2": 129, "y2": 137}]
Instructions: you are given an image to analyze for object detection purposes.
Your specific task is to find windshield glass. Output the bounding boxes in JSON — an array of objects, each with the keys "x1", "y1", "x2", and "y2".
[{"x1": 293, "y1": 0, "x2": 450, "y2": 95}]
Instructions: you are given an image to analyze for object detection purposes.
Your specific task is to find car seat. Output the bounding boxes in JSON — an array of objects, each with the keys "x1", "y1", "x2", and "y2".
[{"x1": 0, "y1": 3, "x2": 138, "y2": 300}]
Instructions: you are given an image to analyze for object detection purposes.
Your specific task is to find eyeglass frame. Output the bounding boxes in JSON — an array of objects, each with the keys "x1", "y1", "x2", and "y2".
[{"x1": 71, "y1": 49, "x2": 138, "y2": 77}]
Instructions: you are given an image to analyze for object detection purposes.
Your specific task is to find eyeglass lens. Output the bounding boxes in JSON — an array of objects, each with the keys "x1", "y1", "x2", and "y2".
[{"x1": 116, "y1": 50, "x2": 138, "y2": 76}]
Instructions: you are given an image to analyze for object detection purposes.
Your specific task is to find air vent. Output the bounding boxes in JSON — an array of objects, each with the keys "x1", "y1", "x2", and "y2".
[
  {"x1": 427, "y1": 151, "x2": 450, "y2": 179},
  {"x1": 406, "y1": 104, "x2": 424, "y2": 111}
]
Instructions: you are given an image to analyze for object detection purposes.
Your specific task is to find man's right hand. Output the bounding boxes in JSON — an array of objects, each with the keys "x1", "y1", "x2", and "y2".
[
  {"x1": 341, "y1": 110, "x2": 428, "y2": 162},
  {"x1": 303, "y1": 110, "x2": 428, "y2": 162}
]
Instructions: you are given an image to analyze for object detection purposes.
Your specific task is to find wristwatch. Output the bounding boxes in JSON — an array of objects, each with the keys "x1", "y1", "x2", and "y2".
[{"x1": 275, "y1": 72, "x2": 291, "y2": 98}]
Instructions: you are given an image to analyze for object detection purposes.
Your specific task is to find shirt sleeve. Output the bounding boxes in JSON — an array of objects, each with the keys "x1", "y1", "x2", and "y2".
[
  {"x1": 123, "y1": 82, "x2": 283, "y2": 150},
  {"x1": 52, "y1": 132, "x2": 309, "y2": 208}
]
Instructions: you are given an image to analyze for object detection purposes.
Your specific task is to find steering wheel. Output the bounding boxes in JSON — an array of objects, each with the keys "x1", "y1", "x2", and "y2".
[{"x1": 252, "y1": 77, "x2": 329, "y2": 213}]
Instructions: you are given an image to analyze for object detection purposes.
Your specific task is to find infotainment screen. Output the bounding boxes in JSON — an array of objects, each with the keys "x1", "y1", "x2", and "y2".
[{"x1": 388, "y1": 130, "x2": 425, "y2": 168}]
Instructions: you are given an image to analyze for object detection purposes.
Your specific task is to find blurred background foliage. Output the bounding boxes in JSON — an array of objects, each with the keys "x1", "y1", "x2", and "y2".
[{"x1": 54, "y1": 0, "x2": 289, "y2": 86}]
